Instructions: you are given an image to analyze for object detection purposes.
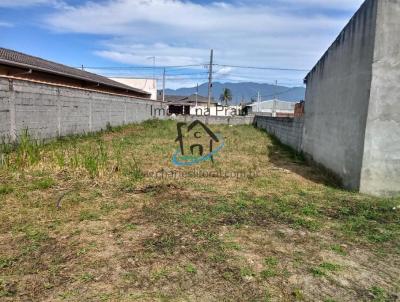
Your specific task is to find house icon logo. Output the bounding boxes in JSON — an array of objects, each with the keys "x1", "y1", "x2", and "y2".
[{"x1": 172, "y1": 120, "x2": 225, "y2": 166}]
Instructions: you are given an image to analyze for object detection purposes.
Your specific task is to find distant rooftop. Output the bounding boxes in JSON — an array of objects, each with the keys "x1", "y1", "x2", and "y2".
[
  {"x1": 0, "y1": 48, "x2": 150, "y2": 98},
  {"x1": 158, "y1": 94, "x2": 217, "y2": 105}
]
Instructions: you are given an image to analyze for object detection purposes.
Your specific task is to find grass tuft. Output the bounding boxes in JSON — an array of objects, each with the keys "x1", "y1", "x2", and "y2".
[{"x1": 0, "y1": 185, "x2": 13, "y2": 195}]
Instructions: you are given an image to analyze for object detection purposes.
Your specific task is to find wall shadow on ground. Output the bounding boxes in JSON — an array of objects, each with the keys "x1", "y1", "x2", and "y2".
[{"x1": 262, "y1": 129, "x2": 342, "y2": 189}]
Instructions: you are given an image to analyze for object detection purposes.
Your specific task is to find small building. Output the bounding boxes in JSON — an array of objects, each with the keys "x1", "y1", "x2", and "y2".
[
  {"x1": 163, "y1": 95, "x2": 195, "y2": 115},
  {"x1": 109, "y1": 77, "x2": 157, "y2": 100},
  {"x1": 246, "y1": 99, "x2": 296, "y2": 117},
  {"x1": 159, "y1": 94, "x2": 219, "y2": 116}
]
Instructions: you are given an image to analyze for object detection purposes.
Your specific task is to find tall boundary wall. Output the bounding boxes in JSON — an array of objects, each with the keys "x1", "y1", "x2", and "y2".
[
  {"x1": 303, "y1": 0, "x2": 400, "y2": 196},
  {"x1": 360, "y1": 0, "x2": 400, "y2": 196},
  {"x1": 0, "y1": 77, "x2": 157, "y2": 142}
]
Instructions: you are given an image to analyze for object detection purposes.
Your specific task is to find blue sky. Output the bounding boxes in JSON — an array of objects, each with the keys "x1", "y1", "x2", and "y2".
[{"x1": 0, "y1": 0, "x2": 364, "y2": 89}]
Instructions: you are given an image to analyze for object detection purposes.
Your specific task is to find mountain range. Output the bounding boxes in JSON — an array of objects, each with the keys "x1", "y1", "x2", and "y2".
[{"x1": 164, "y1": 82, "x2": 305, "y2": 104}]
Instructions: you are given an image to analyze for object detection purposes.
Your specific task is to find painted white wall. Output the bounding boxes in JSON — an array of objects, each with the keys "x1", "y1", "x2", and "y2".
[
  {"x1": 109, "y1": 78, "x2": 157, "y2": 100},
  {"x1": 249, "y1": 99, "x2": 295, "y2": 116}
]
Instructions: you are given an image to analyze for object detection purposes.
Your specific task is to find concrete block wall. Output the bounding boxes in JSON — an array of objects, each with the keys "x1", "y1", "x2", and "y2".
[
  {"x1": 0, "y1": 79, "x2": 10, "y2": 141},
  {"x1": 0, "y1": 77, "x2": 156, "y2": 142},
  {"x1": 254, "y1": 116, "x2": 304, "y2": 152}
]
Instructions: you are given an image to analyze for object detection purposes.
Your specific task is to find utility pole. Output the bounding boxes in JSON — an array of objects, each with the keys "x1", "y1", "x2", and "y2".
[
  {"x1": 207, "y1": 49, "x2": 214, "y2": 109},
  {"x1": 257, "y1": 91, "x2": 261, "y2": 113},
  {"x1": 196, "y1": 83, "x2": 198, "y2": 107},
  {"x1": 162, "y1": 68, "x2": 166, "y2": 106}
]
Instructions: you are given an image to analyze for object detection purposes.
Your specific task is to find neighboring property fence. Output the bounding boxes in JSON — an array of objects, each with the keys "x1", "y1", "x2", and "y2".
[
  {"x1": 0, "y1": 77, "x2": 156, "y2": 142},
  {"x1": 0, "y1": 79, "x2": 305, "y2": 157},
  {"x1": 174, "y1": 115, "x2": 304, "y2": 153},
  {"x1": 254, "y1": 116, "x2": 304, "y2": 152},
  {"x1": 175, "y1": 115, "x2": 255, "y2": 125}
]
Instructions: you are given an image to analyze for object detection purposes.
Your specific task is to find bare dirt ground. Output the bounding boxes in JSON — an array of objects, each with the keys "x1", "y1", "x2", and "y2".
[{"x1": 0, "y1": 120, "x2": 399, "y2": 301}]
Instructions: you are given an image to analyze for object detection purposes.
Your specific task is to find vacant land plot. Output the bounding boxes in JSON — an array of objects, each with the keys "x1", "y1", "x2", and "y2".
[{"x1": 0, "y1": 119, "x2": 399, "y2": 302}]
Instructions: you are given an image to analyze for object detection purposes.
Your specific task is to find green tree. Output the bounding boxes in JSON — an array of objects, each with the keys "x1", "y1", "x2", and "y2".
[{"x1": 219, "y1": 88, "x2": 233, "y2": 106}]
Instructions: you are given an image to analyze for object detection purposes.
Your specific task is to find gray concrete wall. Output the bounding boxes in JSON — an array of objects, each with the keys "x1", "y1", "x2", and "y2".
[
  {"x1": 175, "y1": 115, "x2": 254, "y2": 125},
  {"x1": 0, "y1": 79, "x2": 10, "y2": 141},
  {"x1": 302, "y1": 0, "x2": 378, "y2": 190},
  {"x1": 0, "y1": 77, "x2": 156, "y2": 142},
  {"x1": 360, "y1": 0, "x2": 400, "y2": 196},
  {"x1": 175, "y1": 115, "x2": 304, "y2": 154},
  {"x1": 254, "y1": 116, "x2": 304, "y2": 152}
]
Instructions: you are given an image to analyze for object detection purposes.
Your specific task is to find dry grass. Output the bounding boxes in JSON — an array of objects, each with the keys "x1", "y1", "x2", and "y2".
[{"x1": 0, "y1": 119, "x2": 399, "y2": 302}]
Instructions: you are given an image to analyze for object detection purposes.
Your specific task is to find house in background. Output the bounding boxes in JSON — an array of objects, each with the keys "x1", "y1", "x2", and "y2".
[
  {"x1": 0, "y1": 47, "x2": 155, "y2": 142},
  {"x1": 159, "y1": 94, "x2": 224, "y2": 116},
  {"x1": 190, "y1": 96, "x2": 240, "y2": 116},
  {"x1": 109, "y1": 77, "x2": 157, "y2": 100},
  {"x1": 0, "y1": 48, "x2": 150, "y2": 99},
  {"x1": 162, "y1": 95, "x2": 195, "y2": 115},
  {"x1": 245, "y1": 99, "x2": 296, "y2": 117}
]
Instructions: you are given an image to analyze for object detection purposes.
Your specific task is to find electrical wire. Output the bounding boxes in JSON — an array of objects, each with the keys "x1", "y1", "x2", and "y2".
[
  {"x1": 251, "y1": 88, "x2": 298, "y2": 99},
  {"x1": 213, "y1": 63, "x2": 309, "y2": 72},
  {"x1": 80, "y1": 63, "x2": 309, "y2": 72},
  {"x1": 81, "y1": 64, "x2": 207, "y2": 70}
]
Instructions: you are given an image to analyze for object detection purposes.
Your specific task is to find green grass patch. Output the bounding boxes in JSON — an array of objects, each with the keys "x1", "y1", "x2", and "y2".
[
  {"x1": 310, "y1": 262, "x2": 341, "y2": 277},
  {"x1": 369, "y1": 286, "x2": 391, "y2": 302},
  {"x1": 330, "y1": 244, "x2": 347, "y2": 256},
  {"x1": 185, "y1": 264, "x2": 197, "y2": 274},
  {"x1": 79, "y1": 210, "x2": 100, "y2": 221},
  {"x1": 260, "y1": 256, "x2": 279, "y2": 279},
  {"x1": 0, "y1": 185, "x2": 13, "y2": 195},
  {"x1": 79, "y1": 272, "x2": 95, "y2": 283},
  {"x1": 31, "y1": 177, "x2": 56, "y2": 190},
  {"x1": 0, "y1": 257, "x2": 15, "y2": 269}
]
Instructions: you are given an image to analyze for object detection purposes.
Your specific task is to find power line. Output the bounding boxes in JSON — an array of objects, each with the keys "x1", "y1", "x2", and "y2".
[
  {"x1": 99, "y1": 71, "x2": 303, "y2": 86},
  {"x1": 252, "y1": 88, "x2": 297, "y2": 99},
  {"x1": 101, "y1": 72, "x2": 303, "y2": 83},
  {"x1": 213, "y1": 63, "x2": 309, "y2": 72},
  {"x1": 165, "y1": 71, "x2": 209, "y2": 76},
  {"x1": 160, "y1": 77, "x2": 210, "y2": 81},
  {"x1": 213, "y1": 73, "x2": 304, "y2": 83},
  {"x1": 81, "y1": 64, "x2": 207, "y2": 70},
  {"x1": 81, "y1": 63, "x2": 308, "y2": 72}
]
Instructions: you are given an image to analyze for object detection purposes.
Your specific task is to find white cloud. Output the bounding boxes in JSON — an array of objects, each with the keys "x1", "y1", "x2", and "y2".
[
  {"x1": 278, "y1": 0, "x2": 364, "y2": 10},
  {"x1": 95, "y1": 43, "x2": 208, "y2": 66},
  {"x1": 43, "y1": 0, "x2": 363, "y2": 88},
  {"x1": 216, "y1": 67, "x2": 234, "y2": 77},
  {"x1": 0, "y1": 21, "x2": 14, "y2": 27},
  {"x1": 0, "y1": 0, "x2": 51, "y2": 7}
]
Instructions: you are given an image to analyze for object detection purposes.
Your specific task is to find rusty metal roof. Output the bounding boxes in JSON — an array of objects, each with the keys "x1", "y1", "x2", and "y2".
[{"x1": 0, "y1": 47, "x2": 150, "y2": 97}]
